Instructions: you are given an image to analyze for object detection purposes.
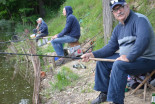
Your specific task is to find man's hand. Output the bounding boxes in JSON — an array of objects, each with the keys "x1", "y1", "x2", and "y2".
[
  {"x1": 36, "y1": 26, "x2": 39, "y2": 29},
  {"x1": 81, "y1": 53, "x2": 95, "y2": 62},
  {"x1": 51, "y1": 34, "x2": 58, "y2": 40},
  {"x1": 116, "y1": 55, "x2": 129, "y2": 62},
  {"x1": 37, "y1": 31, "x2": 41, "y2": 34}
]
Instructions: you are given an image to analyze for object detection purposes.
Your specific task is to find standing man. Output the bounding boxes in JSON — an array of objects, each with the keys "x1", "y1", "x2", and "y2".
[
  {"x1": 51, "y1": 6, "x2": 80, "y2": 66},
  {"x1": 33, "y1": 18, "x2": 48, "y2": 42},
  {"x1": 81, "y1": 0, "x2": 155, "y2": 104}
]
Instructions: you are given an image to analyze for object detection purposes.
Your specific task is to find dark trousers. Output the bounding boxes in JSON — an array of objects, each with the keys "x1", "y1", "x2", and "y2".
[
  {"x1": 33, "y1": 29, "x2": 48, "y2": 42},
  {"x1": 94, "y1": 53, "x2": 155, "y2": 104}
]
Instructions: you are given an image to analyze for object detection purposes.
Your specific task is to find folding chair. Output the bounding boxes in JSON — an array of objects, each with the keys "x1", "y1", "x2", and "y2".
[{"x1": 130, "y1": 70, "x2": 155, "y2": 100}]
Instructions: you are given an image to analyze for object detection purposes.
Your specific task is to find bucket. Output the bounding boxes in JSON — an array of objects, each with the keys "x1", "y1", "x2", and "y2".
[{"x1": 55, "y1": 57, "x2": 59, "y2": 61}]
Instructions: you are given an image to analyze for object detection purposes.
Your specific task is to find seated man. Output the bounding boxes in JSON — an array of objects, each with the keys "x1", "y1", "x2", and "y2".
[
  {"x1": 51, "y1": 6, "x2": 81, "y2": 65},
  {"x1": 81, "y1": 0, "x2": 155, "y2": 104},
  {"x1": 33, "y1": 18, "x2": 48, "y2": 42}
]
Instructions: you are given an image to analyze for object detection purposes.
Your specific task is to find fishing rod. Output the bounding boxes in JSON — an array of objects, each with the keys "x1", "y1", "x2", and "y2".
[
  {"x1": 0, "y1": 32, "x2": 102, "y2": 59},
  {"x1": 0, "y1": 52, "x2": 115, "y2": 62},
  {"x1": 0, "y1": 38, "x2": 36, "y2": 44},
  {"x1": 0, "y1": 51, "x2": 81, "y2": 59},
  {"x1": 0, "y1": 30, "x2": 101, "y2": 45}
]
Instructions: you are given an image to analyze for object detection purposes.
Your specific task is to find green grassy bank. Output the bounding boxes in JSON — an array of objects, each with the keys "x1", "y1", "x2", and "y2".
[{"x1": 39, "y1": 0, "x2": 154, "y2": 55}]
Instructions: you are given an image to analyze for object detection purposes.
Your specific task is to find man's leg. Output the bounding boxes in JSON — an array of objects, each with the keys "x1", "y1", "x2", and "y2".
[
  {"x1": 35, "y1": 33, "x2": 47, "y2": 42},
  {"x1": 33, "y1": 29, "x2": 37, "y2": 34},
  {"x1": 51, "y1": 35, "x2": 78, "y2": 56},
  {"x1": 107, "y1": 58, "x2": 155, "y2": 104},
  {"x1": 92, "y1": 53, "x2": 119, "y2": 104}
]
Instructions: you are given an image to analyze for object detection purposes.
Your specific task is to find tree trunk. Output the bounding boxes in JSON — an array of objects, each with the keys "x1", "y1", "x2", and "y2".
[
  {"x1": 38, "y1": 0, "x2": 46, "y2": 17},
  {"x1": 102, "y1": 0, "x2": 113, "y2": 44}
]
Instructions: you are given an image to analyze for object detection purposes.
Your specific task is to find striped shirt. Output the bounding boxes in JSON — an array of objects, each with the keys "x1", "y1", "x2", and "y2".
[{"x1": 93, "y1": 10, "x2": 155, "y2": 62}]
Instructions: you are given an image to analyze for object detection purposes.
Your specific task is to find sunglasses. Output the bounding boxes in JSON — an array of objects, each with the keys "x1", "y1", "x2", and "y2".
[
  {"x1": 112, "y1": 5, "x2": 124, "y2": 13},
  {"x1": 110, "y1": 0, "x2": 124, "y2": 6}
]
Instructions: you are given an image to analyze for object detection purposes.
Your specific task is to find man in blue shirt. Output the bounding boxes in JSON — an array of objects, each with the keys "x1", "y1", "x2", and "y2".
[
  {"x1": 81, "y1": 0, "x2": 155, "y2": 104},
  {"x1": 33, "y1": 18, "x2": 48, "y2": 42},
  {"x1": 51, "y1": 6, "x2": 80, "y2": 66}
]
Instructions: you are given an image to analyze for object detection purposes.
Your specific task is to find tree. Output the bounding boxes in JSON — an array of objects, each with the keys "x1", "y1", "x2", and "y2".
[
  {"x1": 38, "y1": 0, "x2": 46, "y2": 17},
  {"x1": 0, "y1": 0, "x2": 66, "y2": 23},
  {"x1": 102, "y1": 0, "x2": 113, "y2": 44}
]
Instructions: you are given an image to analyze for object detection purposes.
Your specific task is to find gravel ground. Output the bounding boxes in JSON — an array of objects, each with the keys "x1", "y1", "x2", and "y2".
[{"x1": 40, "y1": 60, "x2": 154, "y2": 104}]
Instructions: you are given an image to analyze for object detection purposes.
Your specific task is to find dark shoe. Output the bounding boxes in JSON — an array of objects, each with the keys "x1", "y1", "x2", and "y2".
[
  {"x1": 56, "y1": 58, "x2": 65, "y2": 66},
  {"x1": 91, "y1": 92, "x2": 107, "y2": 104}
]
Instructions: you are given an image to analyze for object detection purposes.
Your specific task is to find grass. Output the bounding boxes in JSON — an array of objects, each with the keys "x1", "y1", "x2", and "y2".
[
  {"x1": 49, "y1": 66, "x2": 79, "y2": 92},
  {"x1": 42, "y1": 0, "x2": 155, "y2": 55},
  {"x1": 81, "y1": 83, "x2": 94, "y2": 93},
  {"x1": 13, "y1": 0, "x2": 155, "y2": 53},
  {"x1": 127, "y1": 0, "x2": 155, "y2": 31},
  {"x1": 6, "y1": 0, "x2": 155, "y2": 73},
  {"x1": 40, "y1": 88, "x2": 51, "y2": 99},
  {"x1": 147, "y1": 8, "x2": 155, "y2": 31},
  {"x1": 13, "y1": 0, "x2": 155, "y2": 56}
]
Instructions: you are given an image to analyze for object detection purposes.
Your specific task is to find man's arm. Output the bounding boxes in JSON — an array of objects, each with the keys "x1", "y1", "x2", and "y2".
[
  {"x1": 92, "y1": 28, "x2": 119, "y2": 58},
  {"x1": 81, "y1": 32, "x2": 119, "y2": 61},
  {"x1": 57, "y1": 16, "x2": 73, "y2": 38},
  {"x1": 127, "y1": 18, "x2": 151, "y2": 62},
  {"x1": 39, "y1": 23, "x2": 47, "y2": 33},
  {"x1": 36, "y1": 24, "x2": 40, "y2": 29}
]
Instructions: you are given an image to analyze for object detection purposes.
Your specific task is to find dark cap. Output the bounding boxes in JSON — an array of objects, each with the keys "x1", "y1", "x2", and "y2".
[{"x1": 110, "y1": 0, "x2": 126, "y2": 9}]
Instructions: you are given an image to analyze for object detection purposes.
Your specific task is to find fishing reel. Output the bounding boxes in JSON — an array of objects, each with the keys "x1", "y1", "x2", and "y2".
[{"x1": 73, "y1": 63, "x2": 86, "y2": 69}]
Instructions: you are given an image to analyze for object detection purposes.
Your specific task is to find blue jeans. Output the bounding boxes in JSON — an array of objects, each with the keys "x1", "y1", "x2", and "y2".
[
  {"x1": 51, "y1": 35, "x2": 78, "y2": 56},
  {"x1": 94, "y1": 53, "x2": 155, "y2": 104}
]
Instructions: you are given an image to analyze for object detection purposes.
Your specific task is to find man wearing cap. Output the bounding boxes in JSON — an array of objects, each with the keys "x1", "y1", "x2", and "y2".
[
  {"x1": 81, "y1": 0, "x2": 155, "y2": 104},
  {"x1": 51, "y1": 6, "x2": 80, "y2": 66},
  {"x1": 33, "y1": 18, "x2": 48, "y2": 42}
]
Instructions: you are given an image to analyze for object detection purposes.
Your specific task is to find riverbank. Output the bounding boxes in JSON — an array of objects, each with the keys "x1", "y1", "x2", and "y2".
[
  {"x1": 38, "y1": 0, "x2": 155, "y2": 104},
  {"x1": 40, "y1": 60, "x2": 154, "y2": 104}
]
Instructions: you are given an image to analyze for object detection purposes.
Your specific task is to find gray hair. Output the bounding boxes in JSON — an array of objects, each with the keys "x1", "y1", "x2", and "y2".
[{"x1": 36, "y1": 18, "x2": 43, "y2": 21}]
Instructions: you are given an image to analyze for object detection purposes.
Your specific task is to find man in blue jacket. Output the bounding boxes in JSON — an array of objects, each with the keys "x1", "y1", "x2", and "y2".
[
  {"x1": 81, "y1": 0, "x2": 155, "y2": 104},
  {"x1": 51, "y1": 6, "x2": 80, "y2": 65},
  {"x1": 33, "y1": 18, "x2": 48, "y2": 42}
]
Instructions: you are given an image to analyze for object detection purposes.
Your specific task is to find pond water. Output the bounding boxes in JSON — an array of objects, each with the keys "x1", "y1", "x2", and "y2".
[
  {"x1": 0, "y1": 20, "x2": 33, "y2": 104},
  {"x1": 0, "y1": 55, "x2": 33, "y2": 104}
]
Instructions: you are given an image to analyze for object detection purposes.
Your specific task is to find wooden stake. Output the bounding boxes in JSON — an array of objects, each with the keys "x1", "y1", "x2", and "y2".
[
  {"x1": 51, "y1": 57, "x2": 56, "y2": 69},
  {"x1": 144, "y1": 82, "x2": 147, "y2": 101}
]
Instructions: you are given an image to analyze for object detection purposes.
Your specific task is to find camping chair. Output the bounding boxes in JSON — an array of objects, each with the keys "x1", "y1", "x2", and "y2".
[{"x1": 130, "y1": 70, "x2": 155, "y2": 100}]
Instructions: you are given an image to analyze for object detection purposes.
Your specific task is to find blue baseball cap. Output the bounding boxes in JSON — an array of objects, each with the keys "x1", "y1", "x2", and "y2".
[{"x1": 110, "y1": 0, "x2": 126, "y2": 9}]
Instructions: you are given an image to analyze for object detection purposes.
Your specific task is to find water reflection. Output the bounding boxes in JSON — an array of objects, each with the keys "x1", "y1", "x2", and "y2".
[
  {"x1": 0, "y1": 55, "x2": 33, "y2": 104},
  {"x1": 19, "y1": 99, "x2": 29, "y2": 104}
]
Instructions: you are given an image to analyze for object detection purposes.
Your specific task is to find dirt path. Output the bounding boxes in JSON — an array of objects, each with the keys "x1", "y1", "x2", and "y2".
[{"x1": 40, "y1": 60, "x2": 154, "y2": 104}]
